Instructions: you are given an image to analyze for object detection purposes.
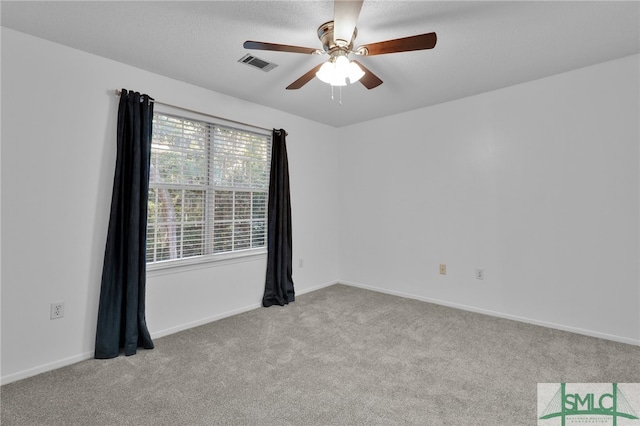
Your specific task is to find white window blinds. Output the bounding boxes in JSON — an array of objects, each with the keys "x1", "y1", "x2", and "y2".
[{"x1": 147, "y1": 113, "x2": 271, "y2": 266}]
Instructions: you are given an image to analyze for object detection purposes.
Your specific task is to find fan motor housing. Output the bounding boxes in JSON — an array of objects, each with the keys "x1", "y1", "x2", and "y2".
[{"x1": 317, "y1": 21, "x2": 357, "y2": 53}]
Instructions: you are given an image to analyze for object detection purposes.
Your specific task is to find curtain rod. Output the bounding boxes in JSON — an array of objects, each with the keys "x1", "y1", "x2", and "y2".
[{"x1": 115, "y1": 89, "x2": 273, "y2": 134}]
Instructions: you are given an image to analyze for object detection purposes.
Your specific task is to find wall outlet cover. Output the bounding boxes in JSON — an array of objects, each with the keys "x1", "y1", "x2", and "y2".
[{"x1": 50, "y1": 302, "x2": 64, "y2": 320}]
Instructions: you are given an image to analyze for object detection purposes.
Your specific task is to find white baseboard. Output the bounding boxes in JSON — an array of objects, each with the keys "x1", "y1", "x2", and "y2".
[
  {"x1": 297, "y1": 280, "x2": 340, "y2": 295},
  {"x1": 1, "y1": 280, "x2": 340, "y2": 386},
  {"x1": 340, "y1": 280, "x2": 640, "y2": 347},
  {"x1": 13, "y1": 278, "x2": 630, "y2": 385},
  {"x1": 150, "y1": 302, "x2": 263, "y2": 339},
  {"x1": 152, "y1": 280, "x2": 338, "y2": 339},
  {"x1": 1, "y1": 351, "x2": 94, "y2": 386}
]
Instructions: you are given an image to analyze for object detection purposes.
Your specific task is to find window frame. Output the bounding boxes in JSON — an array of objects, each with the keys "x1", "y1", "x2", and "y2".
[{"x1": 146, "y1": 105, "x2": 271, "y2": 273}]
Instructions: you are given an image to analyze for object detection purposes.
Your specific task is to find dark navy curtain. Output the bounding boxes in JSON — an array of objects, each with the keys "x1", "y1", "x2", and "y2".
[
  {"x1": 262, "y1": 129, "x2": 295, "y2": 306},
  {"x1": 95, "y1": 89, "x2": 154, "y2": 359}
]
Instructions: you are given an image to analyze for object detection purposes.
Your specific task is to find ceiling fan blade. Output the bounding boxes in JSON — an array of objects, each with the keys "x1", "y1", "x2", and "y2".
[
  {"x1": 286, "y1": 63, "x2": 324, "y2": 90},
  {"x1": 358, "y1": 32, "x2": 437, "y2": 56},
  {"x1": 244, "y1": 41, "x2": 318, "y2": 55},
  {"x1": 333, "y1": 0, "x2": 363, "y2": 45},
  {"x1": 352, "y1": 60, "x2": 383, "y2": 89}
]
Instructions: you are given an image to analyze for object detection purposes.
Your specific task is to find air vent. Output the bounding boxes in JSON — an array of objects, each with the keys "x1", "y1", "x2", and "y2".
[{"x1": 238, "y1": 54, "x2": 278, "y2": 72}]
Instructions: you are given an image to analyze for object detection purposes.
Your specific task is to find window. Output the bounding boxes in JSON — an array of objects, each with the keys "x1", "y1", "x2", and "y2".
[{"x1": 147, "y1": 113, "x2": 271, "y2": 267}]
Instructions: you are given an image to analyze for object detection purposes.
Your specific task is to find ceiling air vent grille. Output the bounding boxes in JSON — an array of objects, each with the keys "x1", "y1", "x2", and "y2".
[{"x1": 238, "y1": 54, "x2": 278, "y2": 72}]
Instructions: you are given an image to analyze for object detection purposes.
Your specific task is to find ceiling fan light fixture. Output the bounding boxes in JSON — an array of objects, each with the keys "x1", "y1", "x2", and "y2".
[
  {"x1": 316, "y1": 61, "x2": 335, "y2": 84},
  {"x1": 347, "y1": 61, "x2": 365, "y2": 83},
  {"x1": 330, "y1": 74, "x2": 347, "y2": 86},
  {"x1": 334, "y1": 55, "x2": 350, "y2": 74},
  {"x1": 315, "y1": 57, "x2": 348, "y2": 86},
  {"x1": 315, "y1": 53, "x2": 362, "y2": 87}
]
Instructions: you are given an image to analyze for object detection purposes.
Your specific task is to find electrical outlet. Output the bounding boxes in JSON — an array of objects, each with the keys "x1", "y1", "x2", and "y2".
[
  {"x1": 298, "y1": 258, "x2": 304, "y2": 268},
  {"x1": 476, "y1": 269, "x2": 484, "y2": 280},
  {"x1": 439, "y1": 264, "x2": 447, "y2": 275},
  {"x1": 50, "y1": 302, "x2": 64, "y2": 320}
]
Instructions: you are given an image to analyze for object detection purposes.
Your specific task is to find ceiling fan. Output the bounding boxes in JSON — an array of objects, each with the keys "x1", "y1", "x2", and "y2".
[{"x1": 243, "y1": 0, "x2": 437, "y2": 90}]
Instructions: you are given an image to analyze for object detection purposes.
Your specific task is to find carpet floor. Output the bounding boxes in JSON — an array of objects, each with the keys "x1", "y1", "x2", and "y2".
[{"x1": 2, "y1": 284, "x2": 639, "y2": 425}]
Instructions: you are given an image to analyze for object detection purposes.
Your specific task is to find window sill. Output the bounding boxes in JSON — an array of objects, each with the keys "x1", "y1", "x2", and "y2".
[{"x1": 146, "y1": 248, "x2": 267, "y2": 277}]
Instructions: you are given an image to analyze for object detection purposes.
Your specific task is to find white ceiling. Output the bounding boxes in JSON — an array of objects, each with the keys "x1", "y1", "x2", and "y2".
[{"x1": 2, "y1": 1, "x2": 639, "y2": 127}]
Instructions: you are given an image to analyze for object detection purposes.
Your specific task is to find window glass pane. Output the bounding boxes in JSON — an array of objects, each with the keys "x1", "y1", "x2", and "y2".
[
  {"x1": 234, "y1": 222, "x2": 251, "y2": 251},
  {"x1": 214, "y1": 191, "x2": 233, "y2": 221},
  {"x1": 151, "y1": 115, "x2": 207, "y2": 186},
  {"x1": 183, "y1": 190, "x2": 204, "y2": 222},
  {"x1": 251, "y1": 220, "x2": 266, "y2": 248},
  {"x1": 212, "y1": 158, "x2": 227, "y2": 187},
  {"x1": 155, "y1": 189, "x2": 181, "y2": 224},
  {"x1": 252, "y1": 192, "x2": 267, "y2": 219},
  {"x1": 148, "y1": 188, "x2": 158, "y2": 224},
  {"x1": 183, "y1": 224, "x2": 204, "y2": 257},
  {"x1": 251, "y1": 160, "x2": 269, "y2": 187},
  {"x1": 233, "y1": 160, "x2": 249, "y2": 187},
  {"x1": 235, "y1": 192, "x2": 251, "y2": 220},
  {"x1": 153, "y1": 223, "x2": 175, "y2": 262},
  {"x1": 146, "y1": 225, "x2": 156, "y2": 262},
  {"x1": 213, "y1": 223, "x2": 232, "y2": 253}
]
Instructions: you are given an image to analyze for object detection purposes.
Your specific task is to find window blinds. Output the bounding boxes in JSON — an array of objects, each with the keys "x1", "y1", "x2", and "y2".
[{"x1": 147, "y1": 113, "x2": 271, "y2": 265}]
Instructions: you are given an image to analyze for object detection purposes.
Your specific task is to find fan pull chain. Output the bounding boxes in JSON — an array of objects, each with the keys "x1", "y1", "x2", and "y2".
[{"x1": 329, "y1": 85, "x2": 344, "y2": 105}]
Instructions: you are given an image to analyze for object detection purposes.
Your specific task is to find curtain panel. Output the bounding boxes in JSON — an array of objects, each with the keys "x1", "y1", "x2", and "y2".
[
  {"x1": 95, "y1": 89, "x2": 154, "y2": 359},
  {"x1": 262, "y1": 129, "x2": 295, "y2": 307}
]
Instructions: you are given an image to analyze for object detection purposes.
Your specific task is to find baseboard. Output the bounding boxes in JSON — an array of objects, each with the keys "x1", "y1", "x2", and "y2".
[
  {"x1": 150, "y1": 302, "x2": 263, "y2": 339},
  {"x1": 340, "y1": 280, "x2": 640, "y2": 347},
  {"x1": 297, "y1": 280, "x2": 340, "y2": 296},
  {"x1": 1, "y1": 280, "x2": 340, "y2": 386},
  {"x1": 1, "y1": 351, "x2": 95, "y2": 386},
  {"x1": 151, "y1": 280, "x2": 338, "y2": 339}
]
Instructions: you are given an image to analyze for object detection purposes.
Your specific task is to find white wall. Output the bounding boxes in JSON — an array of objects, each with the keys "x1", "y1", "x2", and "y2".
[
  {"x1": 2, "y1": 26, "x2": 638, "y2": 385},
  {"x1": 338, "y1": 54, "x2": 640, "y2": 345},
  {"x1": 1, "y1": 28, "x2": 340, "y2": 384}
]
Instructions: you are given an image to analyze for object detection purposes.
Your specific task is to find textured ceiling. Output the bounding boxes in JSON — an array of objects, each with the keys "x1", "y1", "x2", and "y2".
[{"x1": 2, "y1": 1, "x2": 639, "y2": 127}]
